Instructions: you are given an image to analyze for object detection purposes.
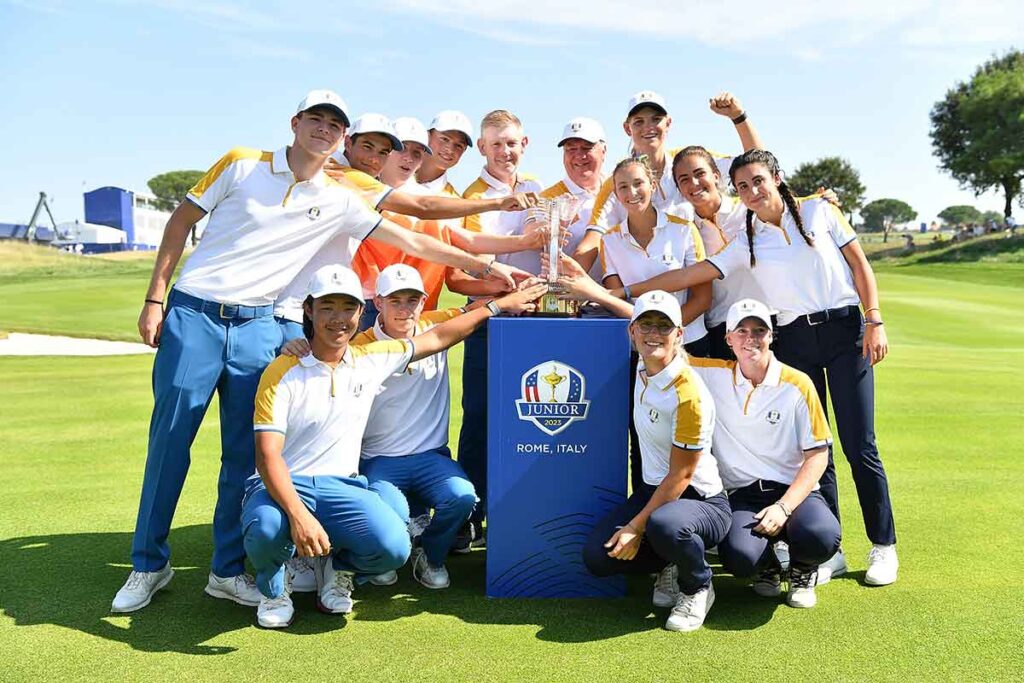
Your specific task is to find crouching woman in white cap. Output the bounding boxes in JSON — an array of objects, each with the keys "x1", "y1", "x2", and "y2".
[
  {"x1": 580, "y1": 290, "x2": 731, "y2": 633},
  {"x1": 242, "y1": 264, "x2": 544, "y2": 628},
  {"x1": 689, "y1": 299, "x2": 841, "y2": 608}
]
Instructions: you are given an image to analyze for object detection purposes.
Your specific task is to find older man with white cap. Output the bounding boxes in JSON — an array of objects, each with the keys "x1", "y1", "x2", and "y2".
[{"x1": 248, "y1": 264, "x2": 546, "y2": 626}]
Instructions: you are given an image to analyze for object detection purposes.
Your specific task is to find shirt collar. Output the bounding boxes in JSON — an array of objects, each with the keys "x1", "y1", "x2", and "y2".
[
  {"x1": 273, "y1": 147, "x2": 327, "y2": 187},
  {"x1": 372, "y1": 317, "x2": 394, "y2": 341},
  {"x1": 733, "y1": 353, "x2": 782, "y2": 388},
  {"x1": 648, "y1": 353, "x2": 688, "y2": 391},
  {"x1": 419, "y1": 172, "x2": 449, "y2": 193},
  {"x1": 299, "y1": 347, "x2": 353, "y2": 369},
  {"x1": 480, "y1": 166, "x2": 518, "y2": 192},
  {"x1": 562, "y1": 175, "x2": 599, "y2": 198}
]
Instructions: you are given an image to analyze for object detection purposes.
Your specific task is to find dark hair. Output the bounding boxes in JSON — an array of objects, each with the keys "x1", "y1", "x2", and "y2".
[
  {"x1": 672, "y1": 146, "x2": 719, "y2": 184},
  {"x1": 302, "y1": 295, "x2": 315, "y2": 340},
  {"x1": 728, "y1": 150, "x2": 814, "y2": 267}
]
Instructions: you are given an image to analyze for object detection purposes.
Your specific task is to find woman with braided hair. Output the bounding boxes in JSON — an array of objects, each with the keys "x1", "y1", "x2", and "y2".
[{"x1": 600, "y1": 149, "x2": 898, "y2": 587}]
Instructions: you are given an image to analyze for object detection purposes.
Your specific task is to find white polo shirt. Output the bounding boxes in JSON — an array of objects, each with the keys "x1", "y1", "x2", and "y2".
[
  {"x1": 463, "y1": 167, "x2": 544, "y2": 276},
  {"x1": 634, "y1": 354, "x2": 723, "y2": 497},
  {"x1": 531, "y1": 176, "x2": 603, "y2": 280},
  {"x1": 694, "y1": 195, "x2": 768, "y2": 327},
  {"x1": 587, "y1": 147, "x2": 733, "y2": 234},
  {"x1": 708, "y1": 197, "x2": 860, "y2": 326},
  {"x1": 353, "y1": 308, "x2": 461, "y2": 458},
  {"x1": 689, "y1": 355, "x2": 832, "y2": 491},
  {"x1": 175, "y1": 147, "x2": 381, "y2": 306},
  {"x1": 252, "y1": 340, "x2": 414, "y2": 478},
  {"x1": 600, "y1": 209, "x2": 709, "y2": 344}
]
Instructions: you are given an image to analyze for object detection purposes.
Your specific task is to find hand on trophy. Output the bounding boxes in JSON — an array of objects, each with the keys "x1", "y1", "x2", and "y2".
[
  {"x1": 709, "y1": 91, "x2": 744, "y2": 120},
  {"x1": 501, "y1": 192, "x2": 540, "y2": 212},
  {"x1": 493, "y1": 280, "x2": 548, "y2": 316},
  {"x1": 554, "y1": 254, "x2": 605, "y2": 302},
  {"x1": 522, "y1": 218, "x2": 571, "y2": 251}
]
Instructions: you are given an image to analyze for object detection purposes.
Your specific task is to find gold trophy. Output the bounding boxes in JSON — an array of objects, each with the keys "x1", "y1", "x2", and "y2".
[
  {"x1": 542, "y1": 364, "x2": 565, "y2": 402},
  {"x1": 536, "y1": 196, "x2": 581, "y2": 317}
]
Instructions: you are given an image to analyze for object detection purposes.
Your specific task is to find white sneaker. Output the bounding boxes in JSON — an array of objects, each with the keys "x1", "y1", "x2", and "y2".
[
  {"x1": 865, "y1": 544, "x2": 899, "y2": 586},
  {"x1": 369, "y1": 570, "x2": 398, "y2": 586},
  {"x1": 315, "y1": 557, "x2": 354, "y2": 614},
  {"x1": 257, "y1": 592, "x2": 294, "y2": 628},
  {"x1": 111, "y1": 565, "x2": 174, "y2": 613},
  {"x1": 407, "y1": 513, "x2": 432, "y2": 540},
  {"x1": 287, "y1": 557, "x2": 317, "y2": 593},
  {"x1": 204, "y1": 572, "x2": 262, "y2": 606},
  {"x1": 411, "y1": 547, "x2": 450, "y2": 589},
  {"x1": 665, "y1": 582, "x2": 715, "y2": 632},
  {"x1": 817, "y1": 548, "x2": 848, "y2": 585},
  {"x1": 752, "y1": 565, "x2": 783, "y2": 597},
  {"x1": 786, "y1": 566, "x2": 818, "y2": 608},
  {"x1": 652, "y1": 564, "x2": 680, "y2": 608},
  {"x1": 773, "y1": 540, "x2": 791, "y2": 573}
]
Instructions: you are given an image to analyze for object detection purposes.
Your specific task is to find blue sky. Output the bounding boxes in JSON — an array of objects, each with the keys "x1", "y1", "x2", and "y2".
[{"x1": 1, "y1": 0, "x2": 1020, "y2": 226}]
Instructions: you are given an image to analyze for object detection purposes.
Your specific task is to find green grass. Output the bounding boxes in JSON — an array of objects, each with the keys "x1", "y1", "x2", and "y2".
[{"x1": 2, "y1": 245, "x2": 1024, "y2": 681}]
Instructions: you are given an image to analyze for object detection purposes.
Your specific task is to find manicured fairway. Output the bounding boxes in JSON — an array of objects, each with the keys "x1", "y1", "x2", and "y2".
[{"x1": 1, "y1": 251, "x2": 1023, "y2": 681}]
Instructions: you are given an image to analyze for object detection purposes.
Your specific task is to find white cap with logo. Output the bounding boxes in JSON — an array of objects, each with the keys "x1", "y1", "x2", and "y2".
[
  {"x1": 376, "y1": 264, "x2": 427, "y2": 297},
  {"x1": 349, "y1": 113, "x2": 404, "y2": 152},
  {"x1": 557, "y1": 117, "x2": 606, "y2": 147},
  {"x1": 307, "y1": 265, "x2": 364, "y2": 302},
  {"x1": 429, "y1": 110, "x2": 474, "y2": 145},
  {"x1": 630, "y1": 290, "x2": 683, "y2": 328},
  {"x1": 392, "y1": 117, "x2": 433, "y2": 156},
  {"x1": 296, "y1": 89, "x2": 350, "y2": 126},
  {"x1": 627, "y1": 90, "x2": 668, "y2": 117},
  {"x1": 726, "y1": 298, "x2": 775, "y2": 332}
]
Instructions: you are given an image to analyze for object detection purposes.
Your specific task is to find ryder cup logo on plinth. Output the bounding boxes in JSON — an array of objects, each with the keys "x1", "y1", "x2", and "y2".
[{"x1": 516, "y1": 361, "x2": 590, "y2": 436}]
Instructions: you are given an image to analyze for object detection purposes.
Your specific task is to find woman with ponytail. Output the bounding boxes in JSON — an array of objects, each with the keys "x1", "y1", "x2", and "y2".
[{"x1": 600, "y1": 149, "x2": 899, "y2": 587}]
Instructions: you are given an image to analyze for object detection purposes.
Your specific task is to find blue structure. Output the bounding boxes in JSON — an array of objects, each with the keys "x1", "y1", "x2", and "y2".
[
  {"x1": 486, "y1": 317, "x2": 630, "y2": 598},
  {"x1": 84, "y1": 187, "x2": 135, "y2": 244}
]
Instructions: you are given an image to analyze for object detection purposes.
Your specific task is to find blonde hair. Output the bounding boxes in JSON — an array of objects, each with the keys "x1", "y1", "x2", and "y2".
[
  {"x1": 480, "y1": 109, "x2": 523, "y2": 133},
  {"x1": 612, "y1": 156, "x2": 655, "y2": 186}
]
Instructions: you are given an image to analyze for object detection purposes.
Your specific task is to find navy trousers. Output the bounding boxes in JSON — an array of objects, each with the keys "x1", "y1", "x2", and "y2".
[
  {"x1": 457, "y1": 322, "x2": 489, "y2": 525},
  {"x1": 773, "y1": 307, "x2": 896, "y2": 545}
]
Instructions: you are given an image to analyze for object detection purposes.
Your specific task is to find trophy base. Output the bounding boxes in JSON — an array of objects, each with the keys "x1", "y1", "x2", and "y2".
[{"x1": 534, "y1": 292, "x2": 580, "y2": 318}]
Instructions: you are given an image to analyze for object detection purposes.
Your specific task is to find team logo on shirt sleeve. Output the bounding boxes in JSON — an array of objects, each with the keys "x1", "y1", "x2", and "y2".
[
  {"x1": 516, "y1": 361, "x2": 590, "y2": 436},
  {"x1": 307, "y1": 207, "x2": 321, "y2": 221}
]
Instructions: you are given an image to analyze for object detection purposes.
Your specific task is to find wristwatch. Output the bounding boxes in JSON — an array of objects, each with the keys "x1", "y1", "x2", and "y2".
[{"x1": 486, "y1": 301, "x2": 502, "y2": 316}]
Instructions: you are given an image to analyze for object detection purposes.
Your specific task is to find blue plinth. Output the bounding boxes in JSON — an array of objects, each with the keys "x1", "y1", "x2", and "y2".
[{"x1": 486, "y1": 317, "x2": 630, "y2": 598}]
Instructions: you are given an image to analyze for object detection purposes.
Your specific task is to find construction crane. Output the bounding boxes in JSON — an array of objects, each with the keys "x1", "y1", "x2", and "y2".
[{"x1": 24, "y1": 192, "x2": 59, "y2": 241}]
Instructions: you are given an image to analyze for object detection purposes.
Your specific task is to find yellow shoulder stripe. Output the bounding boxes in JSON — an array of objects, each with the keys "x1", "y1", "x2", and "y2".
[
  {"x1": 541, "y1": 181, "x2": 569, "y2": 199},
  {"x1": 779, "y1": 365, "x2": 831, "y2": 441},
  {"x1": 189, "y1": 147, "x2": 268, "y2": 198},
  {"x1": 463, "y1": 178, "x2": 489, "y2": 199},
  {"x1": 423, "y1": 308, "x2": 461, "y2": 325},
  {"x1": 671, "y1": 369, "x2": 704, "y2": 446},
  {"x1": 351, "y1": 339, "x2": 409, "y2": 358},
  {"x1": 351, "y1": 329, "x2": 377, "y2": 346},
  {"x1": 254, "y1": 355, "x2": 300, "y2": 425},
  {"x1": 688, "y1": 356, "x2": 734, "y2": 370},
  {"x1": 588, "y1": 177, "x2": 616, "y2": 227}
]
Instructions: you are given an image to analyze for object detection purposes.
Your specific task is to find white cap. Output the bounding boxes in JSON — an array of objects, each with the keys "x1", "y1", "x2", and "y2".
[
  {"x1": 429, "y1": 110, "x2": 474, "y2": 145},
  {"x1": 296, "y1": 89, "x2": 350, "y2": 126},
  {"x1": 726, "y1": 298, "x2": 774, "y2": 332},
  {"x1": 627, "y1": 90, "x2": 668, "y2": 117},
  {"x1": 376, "y1": 264, "x2": 427, "y2": 297},
  {"x1": 307, "y1": 265, "x2": 364, "y2": 302},
  {"x1": 557, "y1": 117, "x2": 606, "y2": 147},
  {"x1": 349, "y1": 113, "x2": 404, "y2": 152},
  {"x1": 392, "y1": 117, "x2": 433, "y2": 155},
  {"x1": 630, "y1": 290, "x2": 682, "y2": 328}
]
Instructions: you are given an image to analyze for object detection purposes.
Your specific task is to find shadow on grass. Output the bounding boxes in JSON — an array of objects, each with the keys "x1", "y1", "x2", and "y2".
[{"x1": 0, "y1": 527, "x2": 783, "y2": 652}]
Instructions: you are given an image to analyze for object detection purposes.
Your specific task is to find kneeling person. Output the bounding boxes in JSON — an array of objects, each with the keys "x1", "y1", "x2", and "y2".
[{"x1": 244, "y1": 265, "x2": 543, "y2": 627}]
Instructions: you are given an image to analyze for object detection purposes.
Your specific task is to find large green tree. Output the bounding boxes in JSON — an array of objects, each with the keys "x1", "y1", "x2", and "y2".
[
  {"x1": 861, "y1": 198, "x2": 917, "y2": 242},
  {"x1": 937, "y1": 204, "x2": 982, "y2": 225},
  {"x1": 147, "y1": 170, "x2": 204, "y2": 212},
  {"x1": 930, "y1": 50, "x2": 1024, "y2": 219},
  {"x1": 787, "y1": 156, "x2": 865, "y2": 221}
]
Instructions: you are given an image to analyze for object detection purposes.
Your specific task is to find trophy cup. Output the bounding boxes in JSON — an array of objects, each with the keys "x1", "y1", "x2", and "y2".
[
  {"x1": 536, "y1": 196, "x2": 582, "y2": 317},
  {"x1": 542, "y1": 364, "x2": 566, "y2": 402}
]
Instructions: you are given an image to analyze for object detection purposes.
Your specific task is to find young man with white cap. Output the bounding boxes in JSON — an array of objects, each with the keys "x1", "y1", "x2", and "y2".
[
  {"x1": 247, "y1": 264, "x2": 544, "y2": 627},
  {"x1": 113, "y1": 90, "x2": 526, "y2": 615},
  {"x1": 573, "y1": 91, "x2": 762, "y2": 271},
  {"x1": 688, "y1": 299, "x2": 841, "y2": 609},
  {"x1": 580, "y1": 290, "x2": 730, "y2": 633}
]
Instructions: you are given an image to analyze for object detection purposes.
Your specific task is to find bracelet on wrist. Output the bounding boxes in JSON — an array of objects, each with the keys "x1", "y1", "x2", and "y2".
[
  {"x1": 486, "y1": 300, "x2": 502, "y2": 317},
  {"x1": 864, "y1": 306, "x2": 881, "y2": 314},
  {"x1": 865, "y1": 319, "x2": 884, "y2": 326},
  {"x1": 144, "y1": 298, "x2": 164, "y2": 306},
  {"x1": 482, "y1": 257, "x2": 496, "y2": 277},
  {"x1": 731, "y1": 111, "x2": 748, "y2": 125},
  {"x1": 775, "y1": 500, "x2": 792, "y2": 518},
  {"x1": 621, "y1": 284, "x2": 632, "y2": 301}
]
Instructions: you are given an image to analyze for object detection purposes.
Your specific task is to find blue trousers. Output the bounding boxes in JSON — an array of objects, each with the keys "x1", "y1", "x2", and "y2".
[
  {"x1": 131, "y1": 289, "x2": 281, "y2": 577},
  {"x1": 773, "y1": 307, "x2": 897, "y2": 545},
  {"x1": 582, "y1": 482, "x2": 732, "y2": 595},
  {"x1": 276, "y1": 317, "x2": 304, "y2": 345},
  {"x1": 360, "y1": 447, "x2": 477, "y2": 565},
  {"x1": 457, "y1": 321, "x2": 489, "y2": 525},
  {"x1": 241, "y1": 475, "x2": 411, "y2": 598},
  {"x1": 719, "y1": 482, "x2": 841, "y2": 576},
  {"x1": 358, "y1": 298, "x2": 379, "y2": 333}
]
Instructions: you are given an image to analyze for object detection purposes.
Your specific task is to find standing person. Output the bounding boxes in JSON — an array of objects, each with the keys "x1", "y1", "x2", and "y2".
[
  {"x1": 580, "y1": 291, "x2": 730, "y2": 633},
  {"x1": 112, "y1": 90, "x2": 529, "y2": 614},
  {"x1": 456, "y1": 109, "x2": 545, "y2": 550},
  {"x1": 595, "y1": 149, "x2": 899, "y2": 585},
  {"x1": 273, "y1": 113, "x2": 542, "y2": 333},
  {"x1": 244, "y1": 265, "x2": 545, "y2": 628},
  {"x1": 573, "y1": 91, "x2": 762, "y2": 271},
  {"x1": 691, "y1": 299, "x2": 841, "y2": 608}
]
